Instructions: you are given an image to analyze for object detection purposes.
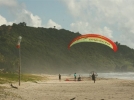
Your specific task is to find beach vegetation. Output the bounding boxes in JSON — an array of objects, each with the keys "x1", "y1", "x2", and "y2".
[{"x1": 0, "y1": 73, "x2": 47, "y2": 84}]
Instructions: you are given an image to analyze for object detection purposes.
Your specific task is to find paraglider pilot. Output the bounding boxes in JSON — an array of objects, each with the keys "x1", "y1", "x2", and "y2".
[{"x1": 92, "y1": 72, "x2": 96, "y2": 83}]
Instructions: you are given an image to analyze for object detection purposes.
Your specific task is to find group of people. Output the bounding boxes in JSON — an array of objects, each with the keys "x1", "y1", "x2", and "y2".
[
  {"x1": 74, "y1": 72, "x2": 96, "y2": 83},
  {"x1": 59, "y1": 72, "x2": 97, "y2": 83},
  {"x1": 74, "y1": 73, "x2": 81, "y2": 81}
]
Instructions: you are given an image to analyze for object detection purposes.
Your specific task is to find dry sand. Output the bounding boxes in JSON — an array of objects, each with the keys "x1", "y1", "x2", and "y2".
[{"x1": 1, "y1": 74, "x2": 134, "y2": 100}]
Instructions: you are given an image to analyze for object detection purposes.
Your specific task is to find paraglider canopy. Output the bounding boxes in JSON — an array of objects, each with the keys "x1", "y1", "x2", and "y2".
[{"x1": 68, "y1": 34, "x2": 117, "y2": 52}]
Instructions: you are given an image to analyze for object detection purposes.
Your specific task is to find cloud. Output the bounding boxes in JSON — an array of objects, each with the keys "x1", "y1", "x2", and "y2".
[
  {"x1": 45, "y1": 19, "x2": 62, "y2": 29},
  {"x1": 0, "y1": 0, "x2": 18, "y2": 7},
  {"x1": 15, "y1": 9, "x2": 42, "y2": 27},
  {"x1": 0, "y1": 0, "x2": 61, "y2": 28},
  {"x1": 70, "y1": 21, "x2": 113, "y2": 38},
  {"x1": 0, "y1": 15, "x2": 13, "y2": 26},
  {"x1": 0, "y1": 0, "x2": 42, "y2": 27},
  {"x1": 62, "y1": 0, "x2": 134, "y2": 48},
  {"x1": 0, "y1": 15, "x2": 8, "y2": 25}
]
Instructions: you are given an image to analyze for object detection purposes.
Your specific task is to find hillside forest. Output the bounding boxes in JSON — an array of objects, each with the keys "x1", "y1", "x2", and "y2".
[{"x1": 0, "y1": 22, "x2": 134, "y2": 74}]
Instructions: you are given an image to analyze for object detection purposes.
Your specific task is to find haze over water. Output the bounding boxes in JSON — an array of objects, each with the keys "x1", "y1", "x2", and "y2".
[
  {"x1": 97, "y1": 72, "x2": 134, "y2": 80},
  {"x1": 80, "y1": 72, "x2": 134, "y2": 80}
]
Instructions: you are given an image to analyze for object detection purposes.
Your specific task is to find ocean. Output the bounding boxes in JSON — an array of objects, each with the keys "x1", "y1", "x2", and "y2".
[{"x1": 81, "y1": 72, "x2": 134, "y2": 80}]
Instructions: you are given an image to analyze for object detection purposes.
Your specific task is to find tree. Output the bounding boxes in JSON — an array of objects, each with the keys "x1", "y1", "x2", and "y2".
[{"x1": 18, "y1": 22, "x2": 27, "y2": 26}]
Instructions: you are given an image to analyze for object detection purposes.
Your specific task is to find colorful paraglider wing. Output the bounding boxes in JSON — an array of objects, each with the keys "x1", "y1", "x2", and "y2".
[{"x1": 68, "y1": 34, "x2": 117, "y2": 52}]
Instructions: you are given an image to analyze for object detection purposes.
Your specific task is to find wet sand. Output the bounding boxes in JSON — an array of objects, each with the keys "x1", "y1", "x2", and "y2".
[{"x1": 1, "y1": 74, "x2": 134, "y2": 100}]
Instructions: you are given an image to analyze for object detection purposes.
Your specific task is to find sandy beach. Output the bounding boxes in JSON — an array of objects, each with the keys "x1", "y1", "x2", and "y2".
[{"x1": 1, "y1": 74, "x2": 134, "y2": 100}]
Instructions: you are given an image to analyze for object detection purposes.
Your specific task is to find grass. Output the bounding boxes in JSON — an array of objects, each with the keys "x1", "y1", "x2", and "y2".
[
  {"x1": 0, "y1": 73, "x2": 48, "y2": 99},
  {"x1": 0, "y1": 73, "x2": 48, "y2": 84}
]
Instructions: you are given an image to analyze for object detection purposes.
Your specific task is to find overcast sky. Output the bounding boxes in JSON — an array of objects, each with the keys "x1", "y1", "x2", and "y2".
[{"x1": 0, "y1": 0, "x2": 134, "y2": 49}]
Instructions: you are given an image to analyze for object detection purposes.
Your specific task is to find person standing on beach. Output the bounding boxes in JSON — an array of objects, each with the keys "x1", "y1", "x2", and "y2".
[
  {"x1": 92, "y1": 72, "x2": 96, "y2": 83},
  {"x1": 59, "y1": 74, "x2": 61, "y2": 81},
  {"x1": 74, "y1": 73, "x2": 76, "y2": 81}
]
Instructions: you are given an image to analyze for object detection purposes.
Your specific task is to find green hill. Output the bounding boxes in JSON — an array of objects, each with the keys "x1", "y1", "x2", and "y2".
[{"x1": 0, "y1": 22, "x2": 134, "y2": 74}]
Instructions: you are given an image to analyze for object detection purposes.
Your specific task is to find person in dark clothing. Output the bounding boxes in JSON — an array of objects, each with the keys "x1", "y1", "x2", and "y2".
[
  {"x1": 92, "y1": 72, "x2": 96, "y2": 83},
  {"x1": 59, "y1": 74, "x2": 61, "y2": 81},
  {"x1": 78, "y1": 75, "x2": 81, "y2": 81}
]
